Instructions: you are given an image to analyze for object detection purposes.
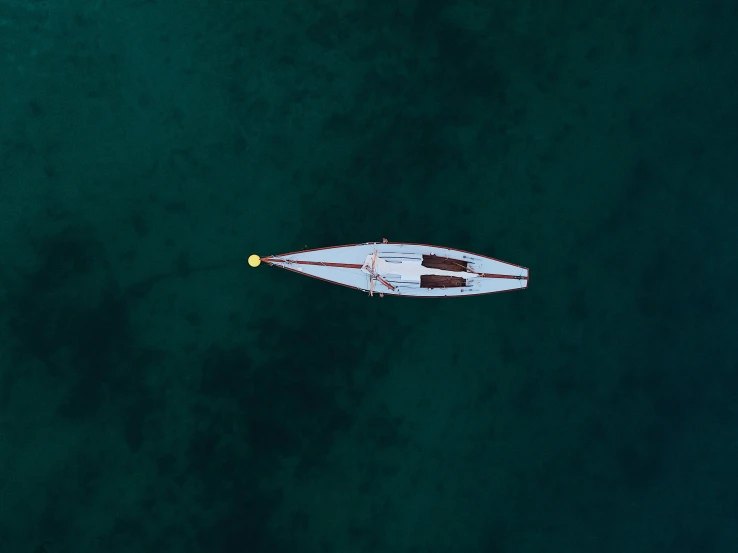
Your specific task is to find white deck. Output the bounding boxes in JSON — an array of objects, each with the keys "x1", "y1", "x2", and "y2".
[{"x1": 263, "y1": 242, "x2": 529, "y2": 297}]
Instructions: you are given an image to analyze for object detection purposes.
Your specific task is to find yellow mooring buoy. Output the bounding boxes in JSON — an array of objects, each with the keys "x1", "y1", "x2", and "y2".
[{"x1": 248, "y1": 254, "x2": 261, "y2": 267}]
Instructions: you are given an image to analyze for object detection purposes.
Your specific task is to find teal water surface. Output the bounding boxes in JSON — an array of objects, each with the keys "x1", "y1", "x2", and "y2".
[{"x1": 1, "y1": 1, "x2": 736, "y2": 552}]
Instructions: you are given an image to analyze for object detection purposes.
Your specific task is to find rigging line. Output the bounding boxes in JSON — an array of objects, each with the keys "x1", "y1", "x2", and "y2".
[{"x1": 451, "y1": 260, "x2": 482, "y2": 275}]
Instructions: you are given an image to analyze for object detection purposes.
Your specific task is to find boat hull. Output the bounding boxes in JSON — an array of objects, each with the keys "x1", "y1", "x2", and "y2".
[{"x1": 261, "y1": 242, "x2": 529, "y2": 297}]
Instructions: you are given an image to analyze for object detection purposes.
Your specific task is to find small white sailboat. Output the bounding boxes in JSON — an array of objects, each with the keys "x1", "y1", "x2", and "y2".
[{"x1": 249, "y1": 239, "x2": 529, "y2": 298}]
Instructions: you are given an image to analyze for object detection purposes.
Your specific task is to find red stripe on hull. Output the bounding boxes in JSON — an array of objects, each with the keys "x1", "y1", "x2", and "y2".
[
  {"x1": 263, "y1": 258, "x2": 363, "y2": 269},
  {"x1": 478, "y1": 273, "x2": 528, "y2": 280}
]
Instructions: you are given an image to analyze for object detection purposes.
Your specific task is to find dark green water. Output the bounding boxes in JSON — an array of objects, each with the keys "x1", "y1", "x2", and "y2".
[{"x1": 1, "y1": 1, "x2": 736, "y2": 552}]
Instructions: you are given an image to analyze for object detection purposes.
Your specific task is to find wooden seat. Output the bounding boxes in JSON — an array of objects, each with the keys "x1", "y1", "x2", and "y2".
[
  {"x1": 420, "y1": 275, "x2": 467, "y2": 288},
  {"x1": 421, "y1": 254, "x2": 468, "y2": 272}
]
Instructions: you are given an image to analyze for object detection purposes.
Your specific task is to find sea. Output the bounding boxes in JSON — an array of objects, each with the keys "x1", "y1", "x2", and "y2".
[{"x1": 0, "y1": 1, "x2": 736, "y2": 552}]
